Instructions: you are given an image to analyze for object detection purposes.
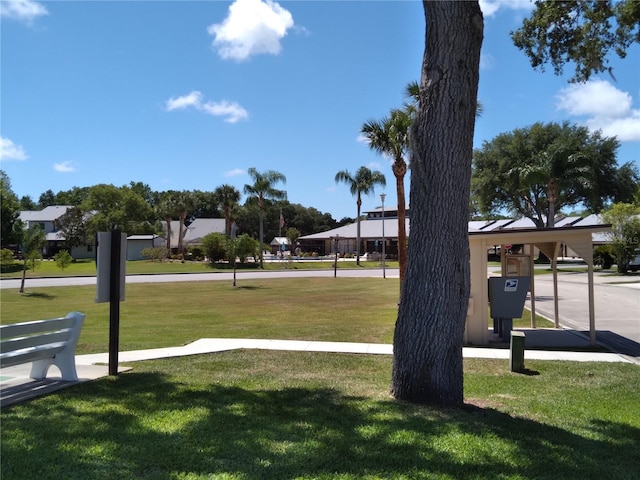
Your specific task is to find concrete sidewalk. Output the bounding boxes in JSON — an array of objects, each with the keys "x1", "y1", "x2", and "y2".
[{"x1": 1, "y1": 336, "x2": 635, "y2": 408}]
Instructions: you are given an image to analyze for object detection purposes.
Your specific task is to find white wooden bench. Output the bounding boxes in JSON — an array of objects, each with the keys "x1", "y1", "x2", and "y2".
[{"x1": 0, "y1": 312, "x2": 86, "y2": 381}]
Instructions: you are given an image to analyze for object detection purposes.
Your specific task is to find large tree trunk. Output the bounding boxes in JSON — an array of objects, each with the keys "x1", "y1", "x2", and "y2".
[{"x1": 391, "y1": 1, "x2": 483, "y2": 406}]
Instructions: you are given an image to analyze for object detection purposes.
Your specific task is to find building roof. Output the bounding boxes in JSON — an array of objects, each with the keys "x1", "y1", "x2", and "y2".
[
  {"x1": 127, "y1": 234, "x2": 162, "y2": 241},
  {"x1": 300, "y1": 218, "x2": 410, "y2": 240},
  {"x1": 19, "y1": 205, "x2": 72, "y2": 223},
  {"x1": 270, "y1": 237, "x2": 289, "y2": 246},
  {"x1": 183, "y1": 218, "x2": 226, "y2": 244},
  {"x1": 299, "y1": 215, "x2": 610, "y2": 241}
]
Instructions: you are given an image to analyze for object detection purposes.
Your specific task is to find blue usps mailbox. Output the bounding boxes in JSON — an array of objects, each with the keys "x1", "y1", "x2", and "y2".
[{"x1": 488, "y1": 276, "x2": 530, "y2": 342}]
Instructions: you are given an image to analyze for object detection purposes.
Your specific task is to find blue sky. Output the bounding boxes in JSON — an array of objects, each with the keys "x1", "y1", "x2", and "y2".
[{"x1": 2, "y1": 0, "x2": 639, "y2": 221}]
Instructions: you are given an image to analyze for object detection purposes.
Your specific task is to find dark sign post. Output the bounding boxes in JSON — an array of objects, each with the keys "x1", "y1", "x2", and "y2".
[
  {"x1": 108, "y1": 229, "x2": 122, "y2": 376},
  {"x1": 96, "y1": 229, "x2": 126, "y2": 376}
]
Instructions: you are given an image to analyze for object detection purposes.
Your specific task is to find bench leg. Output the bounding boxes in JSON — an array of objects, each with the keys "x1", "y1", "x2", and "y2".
[
  {"x1": 29, "y1": 359, "x2": 53, "y2": 380},
  {"x1": 54, "y1": 353, "x2": 79, "y2": 381},
  {"x1": 30, "y1": 354, "x2": 79, "y2": 382}
]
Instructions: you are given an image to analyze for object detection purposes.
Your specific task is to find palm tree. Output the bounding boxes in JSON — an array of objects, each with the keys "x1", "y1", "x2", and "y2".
[
  {"x1": 510, "y1": 148, "x2": 594, "y2": 228},
  {"x1": 335, "y1": 166, "x2": 386, "y2": 266},
  {"x1": 243, "y1": 168, "x2": 287, "y2": 268},
  {"x1": 214, "y1": 184, "x2": 241, "y2": 236},
  {"x1": 363, "y1": 81, "x2": 483, "y2": 284},
  {"x1": 361, "y1": 109, "x2": 411, "y2": 281},
  {"x1": 175, "y1": 190, "x2": 196, "y2": 258},
  {"x1": 157, "y1": 191, "x2": 179, "y2": 256}
]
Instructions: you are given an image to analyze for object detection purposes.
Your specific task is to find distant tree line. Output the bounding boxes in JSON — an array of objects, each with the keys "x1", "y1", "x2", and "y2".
[{"x1": 0, "y1": 171, "x2": 353, "y2": 254}]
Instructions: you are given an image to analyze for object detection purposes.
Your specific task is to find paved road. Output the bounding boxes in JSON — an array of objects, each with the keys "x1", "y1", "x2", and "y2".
[
  {"x1": 0, "y1": 268, "x2": 399, "y2": 290},
  {"x1": 527, "y1": 272, "x2": 640, "y2": 352}
]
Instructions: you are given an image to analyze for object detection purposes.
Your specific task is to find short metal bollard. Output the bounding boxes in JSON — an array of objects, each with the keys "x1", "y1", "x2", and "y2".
[{"x1": 510, "y1": 331, "x2": 526, "y2": 373}]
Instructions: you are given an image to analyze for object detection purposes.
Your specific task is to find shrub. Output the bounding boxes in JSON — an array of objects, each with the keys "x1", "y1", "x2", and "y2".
[
  {"x1": 202, "y1": 233, "x2": 227, "y2": 263},
  {"x1": 235, "y1": 234, "x2": 259, "y2": 263},
  {"x1": 53, "y1": 250, "x2": 73, "y2": 271},
  {"x1": 594, "y1": 245, "x2": 615, "y2": 269},
  {"x1": 188, "y1": 245, "x2": 205, "y2": 261},
  {"x1": 141, "y1": 247, "x2": 167, "y2": 262},
  {"x1": 0, "y1": 248, "x2": 15, "y2": 265}
]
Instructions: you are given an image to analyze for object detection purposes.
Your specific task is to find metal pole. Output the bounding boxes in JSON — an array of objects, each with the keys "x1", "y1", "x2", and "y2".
[
  {"x1": 108, "y1": 229, "x2": 121, "y2": 376},
  {"x1": 380, "y1": 193, "x2": 386, "y2": 279},
  {"x1": 333, "y1": 235, "x2": 339, "y2": 277}
]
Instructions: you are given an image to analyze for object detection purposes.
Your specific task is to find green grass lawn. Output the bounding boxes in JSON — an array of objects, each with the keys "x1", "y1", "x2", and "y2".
[
  {"x1": 0, "y1": 278, "x2": 549, "y2": 354},
  {"x1": 1, "y1": 351, "x2": 639, "y2": 479},
  {"x1": 1, "y1": 277, "x2": 638, "y2": 479}
]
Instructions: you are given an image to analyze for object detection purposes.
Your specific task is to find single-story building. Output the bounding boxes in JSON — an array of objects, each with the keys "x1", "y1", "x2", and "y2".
[
  {"x1": 126, "y1": 234, "x2": 165, "y2": 260},
  {"x1": 163, "y1": 218, "x2": 232, "y2": 251},
  {"x1": 270, "y1": 237, "x2": 290, "y2": 254}
]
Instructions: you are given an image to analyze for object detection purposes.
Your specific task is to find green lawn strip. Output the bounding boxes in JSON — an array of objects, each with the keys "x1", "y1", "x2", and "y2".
[
  {"x1": 0, "y1": 278, "x2": 400, "y2": 353},
  {"x1": 1, "y1": 351, "x2": 638, "y2": 479},
  {"x1": 1, "y1": 277, "x2": 552, "y2": 354}
]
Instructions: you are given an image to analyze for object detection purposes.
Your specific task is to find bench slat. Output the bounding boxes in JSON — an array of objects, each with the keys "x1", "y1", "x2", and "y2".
[
  {"x1": 0, "y1": 330, "x2": 73, "y2": 354},
  {"x1": 0, "y1": 343, "x2": 67, "y2": 368},
  {"x1": 1, "y1": 317, "x2": 76, "y2": 338}
]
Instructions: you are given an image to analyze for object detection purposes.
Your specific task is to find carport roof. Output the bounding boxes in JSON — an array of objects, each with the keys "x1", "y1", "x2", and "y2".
[{"x1": 300, "y1": 216, "x2": 610, "y2": 241}]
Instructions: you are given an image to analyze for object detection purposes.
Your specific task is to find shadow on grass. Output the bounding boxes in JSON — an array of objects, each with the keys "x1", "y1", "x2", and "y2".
[
  {"x1": 20, "y1": 291, "x2": 56, "y2": 300},
  {"x1": 2, "y1": 371, "x2": 638, "y2": 479}
]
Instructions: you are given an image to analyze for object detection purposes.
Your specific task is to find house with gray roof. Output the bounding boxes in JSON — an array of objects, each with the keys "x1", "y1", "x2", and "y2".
[
  {"x1": 162, "y1": 218, "x2": 233, "y2": 251},
  {"x1": 18, "y1": 205, "x2": 94, "y2": 259}
]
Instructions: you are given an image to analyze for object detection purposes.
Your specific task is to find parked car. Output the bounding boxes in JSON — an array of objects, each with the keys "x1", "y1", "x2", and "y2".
[{"x1": 628, "y1": 254, "x2": 640, "y2": 272}]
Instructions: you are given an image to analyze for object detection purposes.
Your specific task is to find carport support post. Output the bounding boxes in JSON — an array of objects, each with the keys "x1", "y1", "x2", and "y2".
[
  {"x1": 588, "y1": 261, "x2": 596, "y2": 345},
  {"x1": 109, "y1": 228, "x2": 121, "y2": 376},
  {"x1": 552, "y1": 242, "x2": 561, "y2": 328}
]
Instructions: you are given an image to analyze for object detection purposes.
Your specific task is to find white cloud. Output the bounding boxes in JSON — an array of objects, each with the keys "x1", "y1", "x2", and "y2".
[
  {"x1": 224, "y1": 168, "x2": 245, "y2": 177},
  {"x1": 54, "y1": 161, "x2": 75, "y2": 173},
  {"x1": 366, "y1": 162, "x2": 382, "y2": 171},
  {"x1": 166, "y1": 91, "x2": 203, "y2": 111},
  {"x1": 208, "y1": 0, "x2": 294, "y2": 61},
  {"x1": 0, "y1": 136, "x2": 28, "y2": 161},
  {"x1": 479, "y1": 0, "x2": 535, "y2": 18},
  {"x1": 201, "y1": 100, "x2": 249, "y2": 123},
  {"x1": 556, "y1": 79, "x2": 640, "y2": 142},
  {"x1": 166, "y1": 91, "x2": 248, "y2": 123},
  {"x1": 0, "y1": 0, "x2": 48, "y2": 22}
]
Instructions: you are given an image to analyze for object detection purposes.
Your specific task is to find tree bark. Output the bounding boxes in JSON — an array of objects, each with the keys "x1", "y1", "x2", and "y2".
[{"x1": 391, "y1": 1, "x2": 483, "y2": 406}]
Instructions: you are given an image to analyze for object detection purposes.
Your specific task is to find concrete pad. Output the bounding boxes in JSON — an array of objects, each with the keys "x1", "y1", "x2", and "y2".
[{"x1": 0, "y1": 363, "x2": 130, "y2": 408}]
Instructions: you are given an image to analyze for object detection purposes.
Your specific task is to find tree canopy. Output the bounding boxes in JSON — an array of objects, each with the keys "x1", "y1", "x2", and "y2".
[
  {"x1": 0, "y1": 170, "x2": 20, "y2": 248},
  {"x1": 602, "y1": 202, "x2": 640, "y2": 272},
  {"x1": 472, "y1": 121, "x2": 636, "y2": 227},
  {"x1": 512, "y1": 0, "x2": 640, "y2": 82}
]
